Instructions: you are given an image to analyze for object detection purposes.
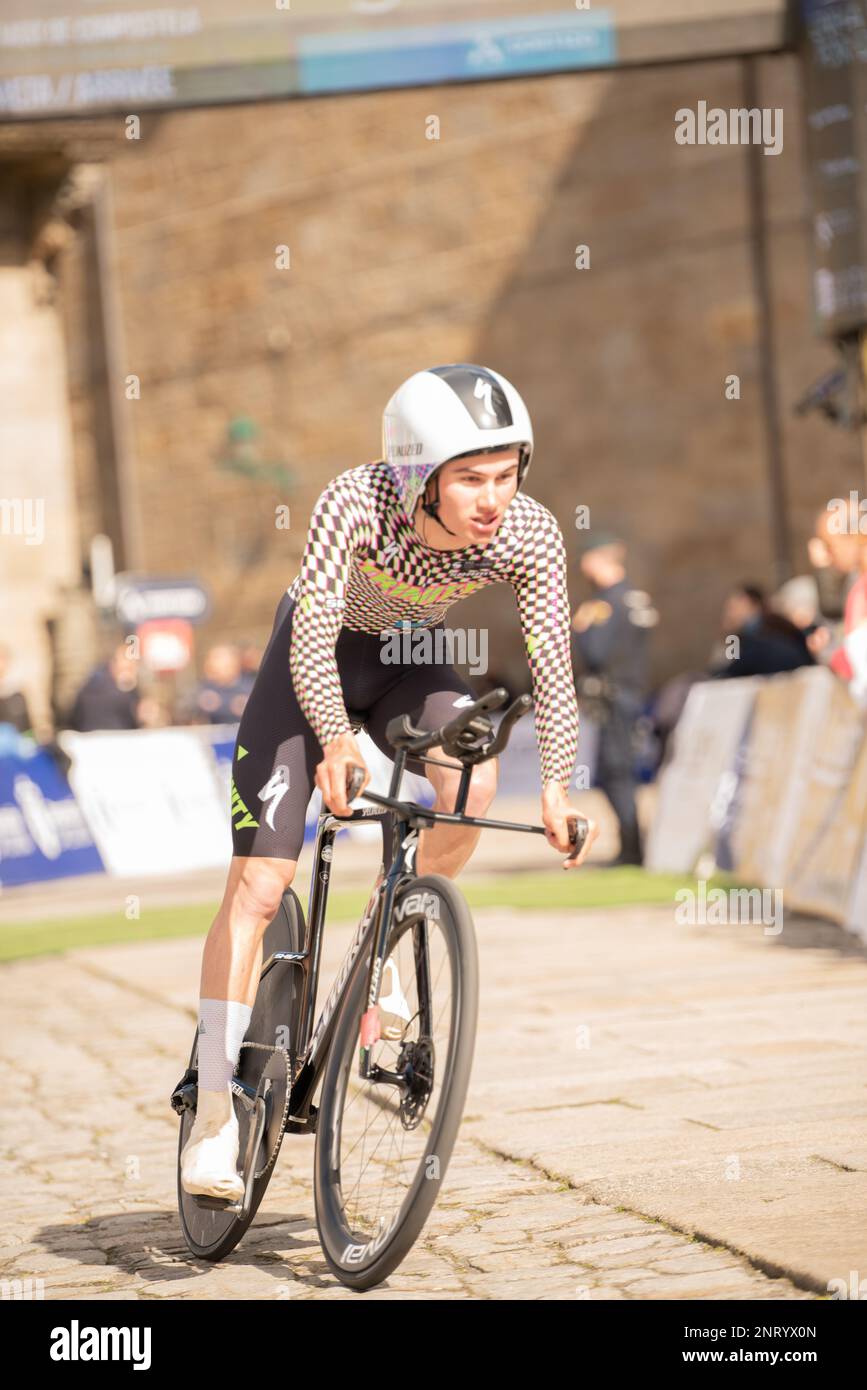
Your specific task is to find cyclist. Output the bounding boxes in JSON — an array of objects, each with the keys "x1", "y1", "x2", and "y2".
[{"x1": 182, "y1": 363, "x2": 599, "y2": 1200}]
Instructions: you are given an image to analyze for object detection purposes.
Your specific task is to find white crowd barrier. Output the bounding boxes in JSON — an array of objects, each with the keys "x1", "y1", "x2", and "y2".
[
  {"x1": 56, "y1": 724, "x2": 433, "y2": 881},
  {"x1": 645, "y1": 666, "x2": 867, "y2": 942}
]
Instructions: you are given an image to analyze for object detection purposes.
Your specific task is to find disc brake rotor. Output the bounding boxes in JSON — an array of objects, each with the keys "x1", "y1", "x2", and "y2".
[{"x1": 397, "y1": 1036, "x2": 434, "y2": 1128}]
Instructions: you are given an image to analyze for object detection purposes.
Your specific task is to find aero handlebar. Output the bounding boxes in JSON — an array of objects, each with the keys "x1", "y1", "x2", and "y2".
[{"x1": 340, "y1": 688, "x2": 589, "y2": 863}]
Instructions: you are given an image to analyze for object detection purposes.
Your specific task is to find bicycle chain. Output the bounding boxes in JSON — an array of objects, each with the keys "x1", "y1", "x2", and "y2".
[{"x1": 236, "y1": 1041, "x2": 294, "y2": 1180}]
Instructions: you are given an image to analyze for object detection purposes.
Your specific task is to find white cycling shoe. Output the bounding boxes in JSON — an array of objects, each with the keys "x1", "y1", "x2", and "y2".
[
  {"x1": 180, "y1": 1086, "x2": 245, "y2": 1202},
  {"x1": 379, "y1": 955, "x2": 413, "y2": 1040}
]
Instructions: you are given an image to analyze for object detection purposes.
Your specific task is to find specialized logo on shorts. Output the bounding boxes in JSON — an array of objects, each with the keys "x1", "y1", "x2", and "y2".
[
  {"x1": 230, "y1": 777, "x2": 259, "y2": 830},
  {"x1": 258, "y1": 764, "x2": 290, "y2": 831},
  {"x1": 452, "y1": 694, "x2": 475, "y2": 708}
]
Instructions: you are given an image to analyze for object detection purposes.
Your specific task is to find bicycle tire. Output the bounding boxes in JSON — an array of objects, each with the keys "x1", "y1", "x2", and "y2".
[
  {"x1": 176, "y1": 885, "x2": 305, "y2": 1261},
  {"x1": 313, "y1": 873, "x2": 478, "y2": 1290}
]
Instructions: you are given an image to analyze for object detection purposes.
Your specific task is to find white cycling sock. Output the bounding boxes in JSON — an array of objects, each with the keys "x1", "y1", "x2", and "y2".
[{"x1": 196, "y1": 998, "x2": 253, "y2": 1094}]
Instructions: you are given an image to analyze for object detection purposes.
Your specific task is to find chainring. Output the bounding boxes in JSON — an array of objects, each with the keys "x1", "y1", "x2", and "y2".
[{"x1": 236, "y1": 1041, "x2": 293, "y2": 1181}]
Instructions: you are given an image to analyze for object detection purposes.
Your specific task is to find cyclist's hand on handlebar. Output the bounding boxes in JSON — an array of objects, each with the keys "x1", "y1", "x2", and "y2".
[
  {"x1": 316, "y1": 731, "x2": 370, "y2": 817},
  {"x1": 541, "y1": 783, "x2": 598, "y2": 870}
]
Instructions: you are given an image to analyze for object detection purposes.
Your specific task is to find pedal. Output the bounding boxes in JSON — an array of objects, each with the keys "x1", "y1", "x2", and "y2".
[
  {"x1": 170, "y1": 1068, "x2": 198, "y2": 1116},
  {"x1": 191, "y1": 1194, "x2": 242, "y2": 1212}
]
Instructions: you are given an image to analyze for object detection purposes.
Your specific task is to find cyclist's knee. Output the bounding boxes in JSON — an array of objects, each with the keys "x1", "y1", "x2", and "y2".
[
  {"x1": 429, "y1": 751, "x2": 497, "y2": 816},
  {"x1": 466, "y1": 758, "x2": 497, "y2": 816},
  {"x1": 233, "y1": 857, "x2": 295, "y2": 926}
]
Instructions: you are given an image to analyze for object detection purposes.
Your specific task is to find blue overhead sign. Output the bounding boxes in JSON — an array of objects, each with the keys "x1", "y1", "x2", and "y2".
[
  {"x1": 0, "y1": 2, "x2": 790, "y2": 119},
  {"x1": 297, "y1": 13, "x2": 617, "y2": 93}
]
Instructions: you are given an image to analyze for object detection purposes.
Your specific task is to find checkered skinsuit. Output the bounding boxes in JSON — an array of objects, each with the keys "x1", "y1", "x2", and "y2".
[{"x1": 286, "y1": 462, "x2": 580, "y2": 790}]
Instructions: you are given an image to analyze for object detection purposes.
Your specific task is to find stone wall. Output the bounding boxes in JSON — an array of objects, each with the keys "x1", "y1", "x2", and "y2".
[
  {"x1": 0, "y1": 164, "x2": 83, "y2": 733},
  {"x1": 1, "y1": 54, "x2": 860, "y2": 716}
]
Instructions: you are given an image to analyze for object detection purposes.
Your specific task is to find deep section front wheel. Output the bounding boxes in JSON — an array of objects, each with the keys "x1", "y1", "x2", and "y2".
[
  {"x1": 313, "y1": 873, "x2": 479, "y2": 1290},
  {"x1": 175, "y1": 885, "x2": 305, "y2": 1261}
]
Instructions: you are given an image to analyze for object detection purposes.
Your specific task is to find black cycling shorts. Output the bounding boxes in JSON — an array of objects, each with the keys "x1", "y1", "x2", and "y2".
[{"x1": 229, "y1": 592, "x2": 476, "y2": 860}]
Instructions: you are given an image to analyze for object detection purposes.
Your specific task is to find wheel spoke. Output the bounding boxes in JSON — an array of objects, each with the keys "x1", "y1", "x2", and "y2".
[
  {"x1": 332, "y1": 922, "x2": 452, "y2": 1239},
  {"x1": 318, "y1": 899, "x2": 470, "y2": 1267}
]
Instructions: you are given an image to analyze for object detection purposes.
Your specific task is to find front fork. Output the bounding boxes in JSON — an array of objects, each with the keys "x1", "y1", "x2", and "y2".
[{"x1": 357, "y1": 818, "x2": 434, "y2": 1085}]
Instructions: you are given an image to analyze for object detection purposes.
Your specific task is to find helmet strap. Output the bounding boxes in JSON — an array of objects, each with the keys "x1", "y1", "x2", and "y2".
[{"x1": 419, "y1": 472, "x2": 459, "y2": 537}]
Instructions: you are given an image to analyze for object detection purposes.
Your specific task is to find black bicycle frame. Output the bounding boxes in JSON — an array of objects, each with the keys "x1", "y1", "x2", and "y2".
[{"x1": 258, "y1": 737, "x2": 551, "y2": 1134}]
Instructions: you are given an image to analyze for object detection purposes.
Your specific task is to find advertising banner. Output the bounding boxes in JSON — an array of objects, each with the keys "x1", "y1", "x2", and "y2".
[
  {"x1": 59, "y1": 727, "x2": 232, "y2": 876},
  {"x1": 799, "y1": 0, "x2": 867, "y2": 337},
  {"x1": 0, "y1": 741, "x2": 103, "y2": 889}
]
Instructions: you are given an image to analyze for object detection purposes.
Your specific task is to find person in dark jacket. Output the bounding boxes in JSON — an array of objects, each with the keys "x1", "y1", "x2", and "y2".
[
  {"x1": 709, "y1": 583, "x2": 814, "y2": 679},
  {"x1": 571, "y1": 533, "x2": 658, "y2": 866},
  {"x1": 0, "y1": 643, "x2": 33, "y2": 734},
  {"x1": 68, "y1": 644, "x2": 142, "y2": 731},
  {"x1": 195, "y1": 644, "x2": 249, "y2": 724}
]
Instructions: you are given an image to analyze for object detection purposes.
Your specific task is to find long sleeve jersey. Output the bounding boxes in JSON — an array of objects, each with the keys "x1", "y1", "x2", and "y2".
[{"x1": 286, "y1": 461, "x2": 580, "y2": 790}]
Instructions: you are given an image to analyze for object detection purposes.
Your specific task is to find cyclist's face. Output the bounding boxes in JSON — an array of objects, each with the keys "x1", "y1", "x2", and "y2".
[{"x1": 433, "y1": 450, "x2": 520, "y2": 544}]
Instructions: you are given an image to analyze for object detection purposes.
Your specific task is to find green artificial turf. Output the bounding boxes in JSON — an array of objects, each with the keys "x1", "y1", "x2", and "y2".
[{"x1": 0, "y1": 868, "x2": 739, "y2": 963}]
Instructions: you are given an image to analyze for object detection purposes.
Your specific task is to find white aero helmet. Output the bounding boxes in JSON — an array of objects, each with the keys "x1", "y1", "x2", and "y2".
[{"x1": 382, "y1": 363, "x2": 533, "y2": 529}]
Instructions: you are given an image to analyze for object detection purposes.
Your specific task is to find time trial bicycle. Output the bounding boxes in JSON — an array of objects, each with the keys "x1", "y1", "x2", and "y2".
[{"x1": 170, "y1": 686, "x2": 587, "y2": 1290}]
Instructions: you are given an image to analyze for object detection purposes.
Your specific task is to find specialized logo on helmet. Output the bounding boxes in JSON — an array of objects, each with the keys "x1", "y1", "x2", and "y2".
[
  {"x1": 474, "y1": 375, "x2": 496, "y2": 418},
  {"x1": 430, "y1": 363, "x2": 512, "y2": 429},
  {"x1": 392, "y1": 442, "x2": 423, "y2": 457}
]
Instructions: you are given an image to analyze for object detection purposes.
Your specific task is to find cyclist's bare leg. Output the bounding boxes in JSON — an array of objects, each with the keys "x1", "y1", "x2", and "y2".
[
  {"x1": 415, "y1": 748, "x2": 497, "y2": 879},
  {"x1": 200, "y1": 855, "x2": 298, "y2": 1005},
  {"x1": 182, "y1": 855, "x2": 300, "y2": 1197}
]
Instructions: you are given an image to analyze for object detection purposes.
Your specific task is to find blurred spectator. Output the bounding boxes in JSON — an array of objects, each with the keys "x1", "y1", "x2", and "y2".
[
  {"x1": 238, "y1": 641, "x2": 263, "y2": 696},
  {"x1": 771, "y1": 574, "x2": 830, "y2": 658},
  {"x1": 709, "y1": 583, "x2": 814, "y2": 679},
  {"x1": 571, "y1": 533, "x2": 657, "y2": 866},
  {"x1": 0, "y1": 642, "x2": 33, "y2": 734},
  {"x1": 828, "y1": 533, "x2": 867, "y2": 706},
  {"x1": 195, "y1": 644, "x2": 248, "y2": 724},
  {"x1": 808, "y1": 502, "x2": 862, "y2": 623},
  {"x1": 68, "y1": 644, "x2": 153, "y2": 731}
]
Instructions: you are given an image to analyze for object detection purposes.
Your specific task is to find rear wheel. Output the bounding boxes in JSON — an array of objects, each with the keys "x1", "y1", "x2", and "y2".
[
  {"x1": 176, "y1": 886, "x2": 305, "y2": 1261},
  {"x1": 313, "y1": 874, "x2": 478, "y2": 1290}
]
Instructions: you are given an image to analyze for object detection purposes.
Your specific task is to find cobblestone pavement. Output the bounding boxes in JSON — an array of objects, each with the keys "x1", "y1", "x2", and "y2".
[{"x1": 2, "y1": 898, "x2": 865, "y2": 1300}]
